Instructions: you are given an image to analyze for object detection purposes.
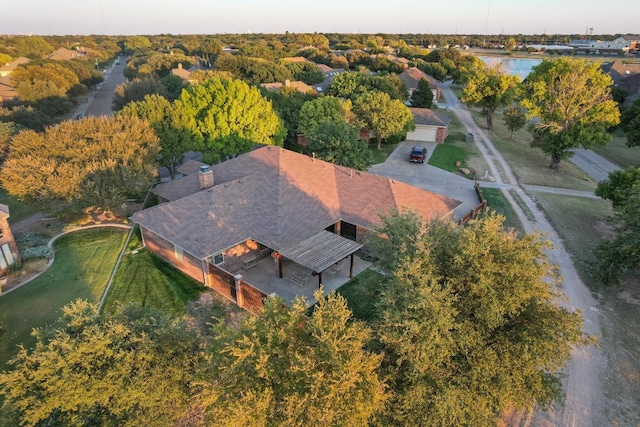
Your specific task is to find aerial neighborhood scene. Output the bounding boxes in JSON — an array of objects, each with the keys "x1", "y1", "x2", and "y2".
[{"x1": 0, "y1": 0, "x2": 639, "y2": 425}]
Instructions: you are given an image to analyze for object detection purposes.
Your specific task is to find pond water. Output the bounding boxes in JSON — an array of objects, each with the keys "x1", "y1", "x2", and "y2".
[{"x1": 478, "y1": 56, "x2": 542, "y2": 79}]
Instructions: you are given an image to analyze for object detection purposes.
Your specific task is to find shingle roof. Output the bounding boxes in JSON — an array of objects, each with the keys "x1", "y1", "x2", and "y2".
[
  {"x1": 0, "y1": 203, "x2": 9, "y2": 218},
  {"x1": 399, "y1": 67, "x2": 440, "y2": 90},
  {"x1": 134, "y1": 147, "x2": 461, "y2": 259},
  {"x1": 410, "y1": 108, "x2": 450, "y2": 127},
  {"x1": 0, "y1": 57, "x2": 30, "y2": 76},
  {"x1": 46, "y1": 47, "x2": 81, "y2": 61},
  {"x1": 281, "y1": 56, "x2": 311, "y2": 63},
  {"x1": 260, "y1": 80, "x2": 315, "y2": 94},
  {"x1": 177, "y1": 159, "x2": 207, "y2": 176}
]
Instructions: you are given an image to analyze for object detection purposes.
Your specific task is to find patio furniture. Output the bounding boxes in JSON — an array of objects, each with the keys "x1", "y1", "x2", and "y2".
[
  {"x1": 290, "y1": 271, "x2": 310, "y2": 287},
  {"x1": 243, "y1": 254, "x2": 258, "y2": 270}
]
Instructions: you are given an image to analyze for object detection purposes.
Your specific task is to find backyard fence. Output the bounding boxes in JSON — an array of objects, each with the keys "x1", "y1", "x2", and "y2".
[{"x1": 458, "y1": 181, "x2": 488, "y2": 225}]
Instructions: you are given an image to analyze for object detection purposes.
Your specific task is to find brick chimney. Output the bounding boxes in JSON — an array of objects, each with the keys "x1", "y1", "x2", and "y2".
[{"x1": 198, "y1": 165, "x2": 214, "y2": 190}]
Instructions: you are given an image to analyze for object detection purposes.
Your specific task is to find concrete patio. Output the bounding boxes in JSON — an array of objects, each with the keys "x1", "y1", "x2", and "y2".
[{"x1": 235, "y1": 254, "x2": 372, "y2": 306}]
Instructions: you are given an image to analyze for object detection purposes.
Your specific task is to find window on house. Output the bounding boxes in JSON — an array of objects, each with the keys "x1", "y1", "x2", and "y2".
[
  {"x1": 213, "y1": 252, "x2": 224, "y2": 265},
  {"x1": 174, "y1": 245, "x2": 184, "y2": 262}
]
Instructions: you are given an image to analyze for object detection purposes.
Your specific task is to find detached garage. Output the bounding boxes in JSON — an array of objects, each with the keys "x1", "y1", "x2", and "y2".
[{"x1": 407, "y1": 108, "x2": 450, "y2": 143}]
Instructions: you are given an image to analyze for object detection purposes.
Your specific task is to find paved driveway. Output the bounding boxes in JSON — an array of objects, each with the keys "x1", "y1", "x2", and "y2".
[{"x1": 368, "y1": 139, "x2": 480, "y2": 220}]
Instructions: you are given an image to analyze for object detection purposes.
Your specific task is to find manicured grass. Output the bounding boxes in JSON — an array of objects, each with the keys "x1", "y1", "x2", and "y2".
[
  {"x1": 0, "y1": 228, "x2": 127, "y2": 370},
  {"x1": 430, "y1": 112, "x2": 490, "y2": 178},
  {"x1": 480, "y1": 188, "x2": 524, "y2": 234},
  {"x1": 0, "y1": 188, "x2": 39, "y2": 224},
  {"x1": 469, "y1": 108, "x2": 597, "y2": 191},
  {"x1": 102, "y1": 248, "x2": 206, "y2": 317},
  {"x1": 336, "y1": 269, "x2": 386, "y2": 322},
  {"x1": 532, "y1": 192, "x2": 613, "y2": 287},
  {"x1": 368, "y1": 142, "x2": 399, "y2": 165},
  {"x1": 591, "y1": 130, "x2": 640, "y2": 169}
]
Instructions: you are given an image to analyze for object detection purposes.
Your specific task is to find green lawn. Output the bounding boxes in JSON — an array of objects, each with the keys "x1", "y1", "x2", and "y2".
[
  {"x1": 368, "y1": 142, "x2": 399, "y2": 165},
  {"x1": 468, "y1": 108, "x2": 597, "y2": 191},
  {"x1": 0, "y1": 228, "x2": 127, "y2": 370},
  {"x1": 0, "y1": 189, "x2": 39, "y2": 224},
  {"x1": 429, "y1": 112, "x2": 490, "y2": 177},
  {"x1": 336, "y1": 269, "x2": 386, "y2": 322},
  {"x1": 480, "y1": 188, "x2": 524, "y2": 234},
  {"x1": 532, "y1": 192, "x2": 613, "y2": 287},
  {"x1": 102, "y1": 248, "x2": 205, "y2": 317},
  {"x1": 591, "y1": 130, "x2": 640, "y2": 169}
]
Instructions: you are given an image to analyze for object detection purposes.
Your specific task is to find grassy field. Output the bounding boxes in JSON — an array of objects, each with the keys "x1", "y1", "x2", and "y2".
[
  {"x1": 430, "y1": 112, "x2": 490, "y2": 177},
  {"x1": 0, "y1": 228, "x2": 127, "y2": 370},
  {"x1": 591, "y1": 130, "x2": 640, "y2": 169},
  {"x1": 480, "y1": 188, "x2": 524, "y2": 233},
  {"x1": 102, "y1": 248, "x2": 205, "y2": 317},
  {"x1": 0, "y1": 189, "x2": 39, "y2": 224},
  {"x1": 469, "y1": 108, "x2": 597, "y2": 191},
  {"x1": 532, "y1": 192, "x2": 613, "y2": 286},
  {"x1": 369, "y1": 142, "x2": 399, "y2": 165},
  {"x1": 336, "y1": 269, "x2": 386, "y2": 322},
  {"x1": 530, "y1": 192, "x2": 640, "y2": 426}
]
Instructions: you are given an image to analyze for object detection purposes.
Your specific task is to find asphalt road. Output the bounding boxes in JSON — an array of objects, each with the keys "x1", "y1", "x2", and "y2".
[{"x1": 75, "y1": 58, "x2": 128, "y2": 118}]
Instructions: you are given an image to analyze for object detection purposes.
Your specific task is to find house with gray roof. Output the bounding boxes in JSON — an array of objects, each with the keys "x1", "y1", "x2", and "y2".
[
  {"x1": 399, "y1": 67, "x2": 441, "y2": 101},
  {"x1": 132, "y1": 146, "x2": 460, "y2": 312},
  {"x1": 407, "y1": 108, "x2": 451, "y2": 143}
]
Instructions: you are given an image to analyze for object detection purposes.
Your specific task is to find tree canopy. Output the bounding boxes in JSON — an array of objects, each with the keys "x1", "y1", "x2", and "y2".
[
  {"x1": 409, "y1": 77, "x2": 434, "y2": 109},
  {"x1": 0, "y1": 301, "x2": 203, "y2": 427},
  {"x1": 328, "y1": 72, "x2": 407, "y2": 101},
  {"x1": 297, "y1": 96, "x2": 348, "y2": 136},
  {"x1": 367, "y1": 211, "x2": 592, "y2": 426},
  {"x1": 176, "y1": 77, "x2": 284, "y2": 163},
  {"x1": 353, "y1": 91, "x2": 414, "y2": 149},
  {"x1": 119, "y1": 94, "x2": 193, "y2": 179},
  {"x1": 595, "y1": 166, "x2": 640, "y2": 208},
  {"x1": 203, "y1": 291, "x2": 386, "y2": 426},
  {"x1": 461, "y1": 65, "x2": 520, "y2": 130},
  {"x1": 0, "y1": 115, "x2": 159, "y2": 214},
  {"x1": 307, "y1": 121, "x2": 374, "y2": 171},
  {"x1": 503, "y1": 104, "x2": 527, "y2": 138},
  {"x1": 592, "y1": 186, "x2": 640, "y2": 286},
  {"x1": 520, "y1": 58, "x2": 620, "y2": 169},
  {"x1": 621, "y1": 98, "x2": 640, "y2": 147}
]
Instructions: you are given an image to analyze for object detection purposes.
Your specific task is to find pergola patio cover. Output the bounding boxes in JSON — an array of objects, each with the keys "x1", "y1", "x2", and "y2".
[{"x1": 278, "y1": 230, "x2": 363, "y2": 273}]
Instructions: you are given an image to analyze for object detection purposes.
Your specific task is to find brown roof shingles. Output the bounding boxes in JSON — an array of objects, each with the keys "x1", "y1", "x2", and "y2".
[
  {"x1": 410, "y1": 108, "x2": 450, "y2": 127},
  {"x1": 134, "y1": 147, "x2": 461, "y2": 259}
]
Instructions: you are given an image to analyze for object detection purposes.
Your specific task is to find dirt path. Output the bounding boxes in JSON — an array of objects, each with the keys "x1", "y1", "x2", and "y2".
[{"x1": 441, "y1": 82, "x2": 606, "y2": 426}]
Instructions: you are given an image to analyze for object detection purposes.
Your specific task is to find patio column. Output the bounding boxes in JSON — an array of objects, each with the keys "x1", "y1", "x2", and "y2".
[
  {"x1": 234, "y1": 274, "x2": 244, "y2": 307},
  {"x1": 272, "y1": 251, "x2": 283, "y2": 278},
  {"x1": 349, "y1": 254, "x2": 354, "y2": 278},
  {"x1": 318, "y1": 272, "x2": 322, "y2": 288}
]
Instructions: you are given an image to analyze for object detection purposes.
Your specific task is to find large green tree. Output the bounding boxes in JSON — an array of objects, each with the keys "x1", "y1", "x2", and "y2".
[
  {"x1": 409, "y1": 78, "x2": 434, "y2": 108},
  {"x1": 353, "y1": 91, "x2": 414, "y2": 150},
  {"x1": 202, "y1": 292, "x2": 386, "y2": 426},
  {"x1": 11, "y1": 62, "x2": 80, "y2": 102},
  {"x1": 176, "y1": 77, "x2": 284, "y2": 163},
  {"x1": 520, "y1": 58, "x2": 620, "y2": 169},
  {"x1": 503, "y1": 104, "x2": 527, "y2": 138},
  {"x1": 14, "y1": 36, "x2": 53, "y2": 59},
  {"x1": 592, "y1": 186, "x2": 640, "y2": 286},
  {"x1": 297, "y1": 96, "x2": 348, "y2": 136},
  {"x1": 367, "y1": 211, "x2": 592, "y2": 426},
  {"x1": 461, "y1": 65, "x2": 520, "y2": 130},
  {"x1": 112, "y1": 78, "x2": 169, "y2": 111},
  {"x1": 595, "y1": 166, "x2": 640, "y2": 208},
  {"x1": 328, "y1": 72, "x2": 407, "y2": 101},
  {"x1": 263, "y1": 88, "x2": 314, "y2": 146},
  {"x1": 621, "y1": 98, "x2": 640, "y2": 147},
  {"x1": 0, "y1": 115, "x2": 159, "y2": 214},
  {"x1": 0, "y1": 301, "x2": 203, "y2": 427},
  {"x1": 119, "y1": 94, "x2": 193, "y2": 179},
  {"x1": 307, "y1": 121, "x2": 374, "y2": 171}
]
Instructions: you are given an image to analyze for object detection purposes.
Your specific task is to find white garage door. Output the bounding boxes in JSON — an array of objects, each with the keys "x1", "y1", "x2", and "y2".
[{"x1": 407, "y1": 126, "x2": 437, "y2": 142}]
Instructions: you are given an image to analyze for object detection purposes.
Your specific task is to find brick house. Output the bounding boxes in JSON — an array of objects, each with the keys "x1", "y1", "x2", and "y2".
[
  {"x1": 399, "y1": 67, "x2": 441, "y2": 101},
  {"x1": 0, "y1": 204, "x2": 21, "y2": 278},
  {"x1": 132, "y1": 146, "x2": 460, "y2": 311},
  {"x1": 406, "y1": 108, "x2": 450, "y2": 143}
]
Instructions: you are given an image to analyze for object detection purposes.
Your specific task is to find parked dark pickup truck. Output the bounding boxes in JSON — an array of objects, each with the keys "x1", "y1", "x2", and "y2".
[{"x1": 409, "y1": 146, "x2": 427, "y2": 163}]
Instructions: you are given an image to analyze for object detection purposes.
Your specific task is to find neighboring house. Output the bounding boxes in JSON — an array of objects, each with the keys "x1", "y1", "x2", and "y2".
[
  {"x1": 398, "y1": 67, "x2": 441, "y2": 101},
  {"x1": 171, "y1": 63, "x2": 192, "y2": 81},
  {"x1": 260, "y1": 79, "x2": 316, "y2": 95},
  {"x1": 569, "y1": 36, "x2": 637, "y2": 55},
  {"x1": 0, "y1": 76, "x2": 19, "y2": 105},
  {"x1": 0, "y1": 204, "x2": 21, "y2": 280},
  {"x1": 46, "y1": 47, "x2": 83, "y2": 60},
  {"x1": 603, "y1": 60, "x2": 640, "y2": 84},
  {"x1": 314, "y1": 63, "x2": 333, "y2": 73},
  {"x1": 316, "y1": 67, "x2": 347, "y2": 92},
  {"x1": 621, "y1": 73, "x2": 640, "y2": 103},
  {"x1": 281, "y1": 56, "x2": 312, "y2": 64},
  {"x1": 371, "y1": 53, "x2": 410, "y2": 69},
  {"x1": 0, "y1": 57, "x2": 30, "y2": 77},
  {"x1": 407, "y1": 108, "x2": 450, "y2": 143},
  {"x1": 132, "y1": 146, "x2": 461, "y2": 311}
]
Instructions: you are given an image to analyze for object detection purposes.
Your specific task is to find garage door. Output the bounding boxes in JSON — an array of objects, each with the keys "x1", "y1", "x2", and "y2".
[{"x1": 407, "y1": 126, "x2": 437, "y2": 142}]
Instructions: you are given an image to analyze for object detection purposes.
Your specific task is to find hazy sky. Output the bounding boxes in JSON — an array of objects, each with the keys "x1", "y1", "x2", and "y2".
[{"x1": 2, "y1": 0, "x2": 636, "y2": 36}]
